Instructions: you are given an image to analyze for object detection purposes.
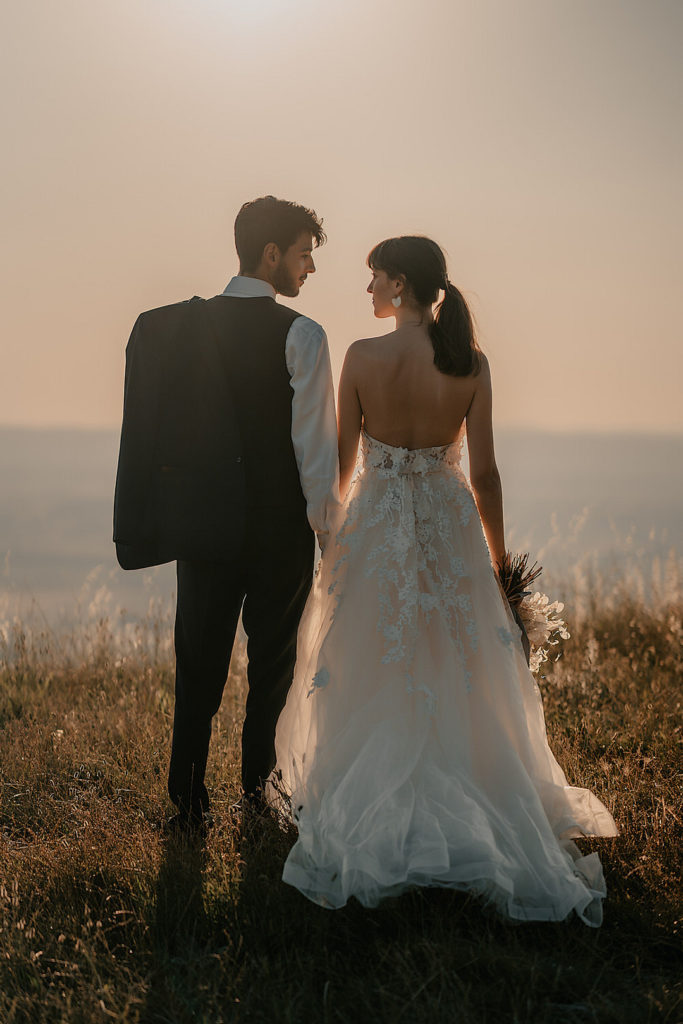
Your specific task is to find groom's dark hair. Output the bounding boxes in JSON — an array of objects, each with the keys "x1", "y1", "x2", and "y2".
[{"x1": 235, "y1": 196, "x2": 326, "y2": 272}]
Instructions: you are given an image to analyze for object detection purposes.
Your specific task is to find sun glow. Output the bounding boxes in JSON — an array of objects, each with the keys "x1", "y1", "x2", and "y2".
[{"x1": 200, "y1": 0, "x2": 321, "y2": 27}]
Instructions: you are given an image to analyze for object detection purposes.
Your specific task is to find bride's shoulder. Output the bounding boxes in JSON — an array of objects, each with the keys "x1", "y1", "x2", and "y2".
[
  {"x1": 475, "y1": 351, "x2": 491, "y2": 378},
  {"x1": 343, "y1": 334, "x2": 392, "y2": 365},
  {"x1": 340, "y1": 338, "x2": 385, "y2": 389}
]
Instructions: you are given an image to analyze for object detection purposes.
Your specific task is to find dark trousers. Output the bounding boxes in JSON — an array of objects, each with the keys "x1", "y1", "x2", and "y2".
[{"x1": 168, "y1": 510, "x2": 314, "y2": 816}]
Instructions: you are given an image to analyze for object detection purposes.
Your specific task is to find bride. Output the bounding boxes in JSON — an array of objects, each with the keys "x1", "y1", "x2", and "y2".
[{"x1": 267, "y1": 235, "x2": 617, "y2": 926}]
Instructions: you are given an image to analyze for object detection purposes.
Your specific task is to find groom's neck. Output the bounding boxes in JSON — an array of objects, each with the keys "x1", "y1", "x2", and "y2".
[{"x1": 239, "y1": 269, "x2": 272, "y2": 284}]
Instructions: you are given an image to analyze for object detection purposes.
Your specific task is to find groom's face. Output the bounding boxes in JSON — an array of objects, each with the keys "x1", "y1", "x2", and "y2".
[{"x1": 272, "y1": 232, "x2": 316, "y2": 297}]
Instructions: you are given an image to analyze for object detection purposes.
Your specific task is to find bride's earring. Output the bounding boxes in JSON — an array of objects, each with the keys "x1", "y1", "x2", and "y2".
[{"x1": 391, "y1": 295, "x2": 402, "y2": 308}]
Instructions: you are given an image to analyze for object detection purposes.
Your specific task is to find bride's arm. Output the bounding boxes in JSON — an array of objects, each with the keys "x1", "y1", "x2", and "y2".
[
  {"x1": 466, "y1": 355, "x2": 506, "y2": 568},
  {"x1": 337, "y1": 344, "x2": 363, "y2": 500}
]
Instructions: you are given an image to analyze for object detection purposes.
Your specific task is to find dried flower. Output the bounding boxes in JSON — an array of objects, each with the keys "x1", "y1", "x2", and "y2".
[{"x1": 496, "y1": 552, "x2": 543, "y2": 608}]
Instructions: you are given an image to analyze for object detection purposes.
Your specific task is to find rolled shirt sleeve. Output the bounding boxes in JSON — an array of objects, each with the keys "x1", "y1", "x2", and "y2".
[{"x1": 285, "y1": 315, "x2": 340, "y2": 543}]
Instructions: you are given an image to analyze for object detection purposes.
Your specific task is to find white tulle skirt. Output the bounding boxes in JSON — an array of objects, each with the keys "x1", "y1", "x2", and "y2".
[{"x1": 269, "y1": 432, "x2": 617, "y2": 925}]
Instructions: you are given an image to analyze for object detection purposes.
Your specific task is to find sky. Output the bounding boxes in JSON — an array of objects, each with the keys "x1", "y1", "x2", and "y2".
[{"x1": 2, "y1": 0, "x2": 681, "y2": 433}]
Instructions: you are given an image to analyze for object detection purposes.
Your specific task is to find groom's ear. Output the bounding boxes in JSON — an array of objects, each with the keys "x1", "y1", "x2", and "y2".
[{"x1": 263, "y1": 242, "x2": 281, "y2": 266}]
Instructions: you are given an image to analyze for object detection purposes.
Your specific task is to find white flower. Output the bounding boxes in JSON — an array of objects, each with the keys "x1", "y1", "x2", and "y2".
[{"x1": 518, "y1": 591, "x2": 570, "y2": 673}]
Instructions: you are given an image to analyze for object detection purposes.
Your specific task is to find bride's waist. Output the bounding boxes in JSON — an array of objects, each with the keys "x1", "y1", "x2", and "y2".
[
  {"x1": 360, "y1": 430, "x2": 464, "y2": 478},
  {"x1": 360, "y1": 457, "x2": 466, "y2": 479}
]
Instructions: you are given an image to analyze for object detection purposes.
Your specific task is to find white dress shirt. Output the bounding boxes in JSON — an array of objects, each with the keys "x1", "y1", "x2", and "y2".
[{"x1": 220, "y1": 276, "x2": 340, "y2": 544}]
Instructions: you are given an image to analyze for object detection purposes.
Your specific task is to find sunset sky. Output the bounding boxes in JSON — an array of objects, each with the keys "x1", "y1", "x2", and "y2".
[{"x1": 2, "y1": 0, "x2": 681, "y2": 433}]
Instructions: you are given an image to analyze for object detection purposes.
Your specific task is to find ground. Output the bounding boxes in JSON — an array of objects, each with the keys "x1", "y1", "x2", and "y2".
[{"x1": 0, "y1": 579, "x2": 681, "y2": 1023}]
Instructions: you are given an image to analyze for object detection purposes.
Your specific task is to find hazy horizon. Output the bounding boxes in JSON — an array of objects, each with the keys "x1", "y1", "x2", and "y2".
[{"x1": 2, "y1": 425, "x2": 680, "y2": 622}]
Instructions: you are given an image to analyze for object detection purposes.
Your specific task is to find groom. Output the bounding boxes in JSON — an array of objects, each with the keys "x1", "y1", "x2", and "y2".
[{"x1": 114, "y1": 196, "x2": 339, "y2": 829}]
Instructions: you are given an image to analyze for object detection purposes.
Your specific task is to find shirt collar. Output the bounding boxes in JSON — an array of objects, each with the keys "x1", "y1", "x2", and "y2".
[{"x1": 221, "y1": 275, "x2": 276, "y2": 299}]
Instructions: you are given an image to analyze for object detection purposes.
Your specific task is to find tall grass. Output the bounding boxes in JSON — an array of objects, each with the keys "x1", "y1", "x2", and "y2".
[{"x1": 0, "y1": 564, "x2": 681, "y2": 1023}]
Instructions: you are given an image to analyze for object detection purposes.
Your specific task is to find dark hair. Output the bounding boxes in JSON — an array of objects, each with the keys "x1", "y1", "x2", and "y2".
[
  {"x1": 367, "y1": 235, "x2": 481, "y2": 377},
  {"x1": 234, "y1": 196, "x2": 326, "y2": 272}
]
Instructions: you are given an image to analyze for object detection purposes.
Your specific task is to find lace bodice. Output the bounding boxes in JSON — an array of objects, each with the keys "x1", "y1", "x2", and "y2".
[{"x1": 360, "y1": 429, "x2": 465, "y2": 478}]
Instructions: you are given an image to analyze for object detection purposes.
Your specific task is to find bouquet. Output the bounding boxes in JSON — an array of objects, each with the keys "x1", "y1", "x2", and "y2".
[{"x1": 496, "y1": 552, "x2": 570, "y2": 673}]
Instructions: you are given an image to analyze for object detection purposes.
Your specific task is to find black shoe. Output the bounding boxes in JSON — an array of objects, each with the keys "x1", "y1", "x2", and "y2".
[{"x1": 164, "y1": 809, "x2": 212, "y2": 839}]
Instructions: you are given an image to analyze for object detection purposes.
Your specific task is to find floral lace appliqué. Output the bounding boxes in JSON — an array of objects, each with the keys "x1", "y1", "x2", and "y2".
[
  {"x1": 497, "y1": 626, "x2": 517, "y2": 649},
  {"x1": 308, "y1": 666, "x2": 330, "y2": 697}
]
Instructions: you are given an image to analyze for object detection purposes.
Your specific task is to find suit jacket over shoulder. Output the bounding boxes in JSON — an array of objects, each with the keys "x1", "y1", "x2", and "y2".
[{"x1": 113, "y1": 293, "x2": 309, "y2": 569}]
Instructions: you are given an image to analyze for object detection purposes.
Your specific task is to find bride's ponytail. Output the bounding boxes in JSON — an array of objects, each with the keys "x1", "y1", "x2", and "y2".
[
  {"x1": 367, "y1": 235, "x2": 482, "y2": 378},
  {"x1": 430, "y1": 279, "x2": 482, "y2": 377}
]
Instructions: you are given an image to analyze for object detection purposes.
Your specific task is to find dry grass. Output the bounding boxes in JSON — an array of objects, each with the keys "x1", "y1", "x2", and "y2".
[{"x1": 0, "y1": 573, "x2": 681, "y2": 1023}]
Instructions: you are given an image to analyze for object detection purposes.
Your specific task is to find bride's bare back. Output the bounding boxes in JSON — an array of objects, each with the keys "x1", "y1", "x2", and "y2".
[
  {"x1": 337, "y1": 323, "x2": 504, "y2": 565},
  {"x1": 351, "y1": 325, "x2": 477, "y2": 450}
]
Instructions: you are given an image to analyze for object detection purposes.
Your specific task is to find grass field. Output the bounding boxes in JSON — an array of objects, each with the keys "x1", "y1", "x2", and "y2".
[{"x1": 0, "y1": 569, "x2": 681, "y2": 1023}]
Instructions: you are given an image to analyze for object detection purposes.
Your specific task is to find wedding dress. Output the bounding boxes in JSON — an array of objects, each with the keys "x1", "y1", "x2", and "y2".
[{"x1": 269, "y1": 429, "x2": 618, "y2": 925}]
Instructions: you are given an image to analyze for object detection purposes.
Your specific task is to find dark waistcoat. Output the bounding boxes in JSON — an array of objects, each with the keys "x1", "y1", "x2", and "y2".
[{"x1": 204, "y1": 294, "x2": 306, "y2": 513}]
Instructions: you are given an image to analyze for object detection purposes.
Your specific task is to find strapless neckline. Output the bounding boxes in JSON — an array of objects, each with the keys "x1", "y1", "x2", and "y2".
[{"x1": 361, "y1": 428, "x2": 463, "y2": 455}]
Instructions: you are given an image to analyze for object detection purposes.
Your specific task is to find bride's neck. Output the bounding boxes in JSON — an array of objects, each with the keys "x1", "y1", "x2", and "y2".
[{"x1": 394, "y1": 304, "x2": 433, "y2": 330}]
